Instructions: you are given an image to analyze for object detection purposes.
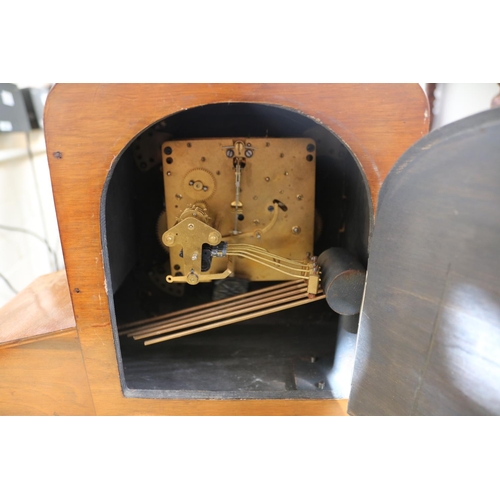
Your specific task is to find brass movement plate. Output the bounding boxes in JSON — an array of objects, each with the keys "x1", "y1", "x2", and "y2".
[{"x1": 162, "y1": 138, "x2": 316, "y2": 281}]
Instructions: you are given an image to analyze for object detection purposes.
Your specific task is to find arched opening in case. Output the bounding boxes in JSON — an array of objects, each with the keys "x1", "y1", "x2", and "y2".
[{"x1": 102, "y1": 102, "x2": 372, "y2": 399}]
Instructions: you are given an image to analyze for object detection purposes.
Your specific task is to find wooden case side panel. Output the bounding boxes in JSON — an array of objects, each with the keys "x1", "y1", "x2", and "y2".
[
  {"x1": 0, "y1": 270, "x2": 76, "y2": 348},
  {"x1": 44, "y1": 84, "x2": 428, "y2": 415},
  {"x1": 0, "y1": 330, "x2": 96, "y2": 416}
]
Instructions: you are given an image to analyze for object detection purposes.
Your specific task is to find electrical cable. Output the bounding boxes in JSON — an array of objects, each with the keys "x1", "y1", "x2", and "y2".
[
  {"x1": 0, "y1": 224, "x2": 59, "y2": 271},
  {"x1": 0, "y1": 272, "x2": 18, "y2": 295},
  {"x1": 0, "y1": 129, "x2": 60, "y2": 298},
  {"x1": 25, "y1": 131, "x2": 60, "y2": 271}
]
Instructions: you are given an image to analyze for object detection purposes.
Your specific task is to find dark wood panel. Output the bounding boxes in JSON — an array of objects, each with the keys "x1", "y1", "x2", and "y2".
[{"x1": 349, "y1": 107, "x2": 500, "y2": 416}]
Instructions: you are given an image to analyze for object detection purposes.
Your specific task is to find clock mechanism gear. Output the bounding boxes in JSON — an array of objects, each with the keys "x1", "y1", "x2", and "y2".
[{"x1": 182, "y1": 168, "x2": 216, "y2": 201}]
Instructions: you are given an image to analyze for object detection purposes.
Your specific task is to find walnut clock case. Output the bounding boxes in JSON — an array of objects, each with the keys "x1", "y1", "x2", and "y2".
[{"x1": 1, "y1": 84, "x2": 431, "y2": 415}]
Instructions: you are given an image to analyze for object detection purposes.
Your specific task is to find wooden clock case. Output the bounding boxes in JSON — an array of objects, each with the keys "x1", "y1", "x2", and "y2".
[{"x1": 0, "y1": 84, "x2": 429, "y2": 415}]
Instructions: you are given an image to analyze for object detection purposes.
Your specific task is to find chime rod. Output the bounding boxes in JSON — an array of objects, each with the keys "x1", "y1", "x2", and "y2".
[
  {"x1": 133, "y1": 288, "x2": 312, "y2": 340},
  {"x1": 144, "y1": 294, "x2": 326, "y2": 345},
  {"x1": 126, "y1": 284, "x2": 308, "y2": 337},
  {"x1": 119, "y1": 279, "x2": 304, "y2": 332}
]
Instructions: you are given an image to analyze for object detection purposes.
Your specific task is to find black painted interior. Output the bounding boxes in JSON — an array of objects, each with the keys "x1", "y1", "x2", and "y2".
[{"x1": 102, "y1": 102, "x2": 372, "y2": 399}]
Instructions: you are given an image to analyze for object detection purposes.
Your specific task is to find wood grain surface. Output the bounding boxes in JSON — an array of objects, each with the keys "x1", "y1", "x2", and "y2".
[
  {"x1": 40, "y1": 84, "x2": 428, "y2": 415},
  {"x1": 0, "y1": 270, "x2": 76, "y2": 349},
  {"x1": 349, "y1": 108, "x2": 500, "y2": 415},
  {"x1": 0, "y1": 330, "x2": 95, "y2": 415}
]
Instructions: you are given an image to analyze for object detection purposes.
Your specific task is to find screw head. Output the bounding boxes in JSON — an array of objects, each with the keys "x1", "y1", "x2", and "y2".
[
  {"x1": 226, "y1": 149, "x2": 234, "y2": 158},
  {"x1": 292, "y1": 226, "x2": 301, "y2": 235},
  {"x1": 208, "y1": 232, "x2": 220, "y2": 245},
  {"x1": 186, "y1": 273, "x2": 199, "y2": 285},
  {"x1": 163, "y1": 233, "x2": 175, "y2": 246},
  {"x1": 245, "y1": 149, "x2": 253, "y2": 158}
]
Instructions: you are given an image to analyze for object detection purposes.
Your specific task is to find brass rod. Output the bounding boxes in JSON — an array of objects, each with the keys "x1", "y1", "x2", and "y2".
[
  {"x1": 227, "y1": 249, "x2": 310, "y2": 272},
  {"x1": 119, "y1": 279, "x2": 304, "y2": 332},
  {"x1": 227, "y1": 252, "x2": 309, "y2": 278},
  {"x1": 227, "y1": 244, "x2": 311, "y2": 266},
  {"x1": 144, "y1": 294, "x2": 326, "y2": 345},
  {"x1": 133, "y1": 289, "x2": 311, "y2": 340},
  {"x1": 126, "y1": 283, "x2": 308, "y2": 337},
  {"x1": 228, "y1": 249, "x2": 310, "y2": 270}
]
